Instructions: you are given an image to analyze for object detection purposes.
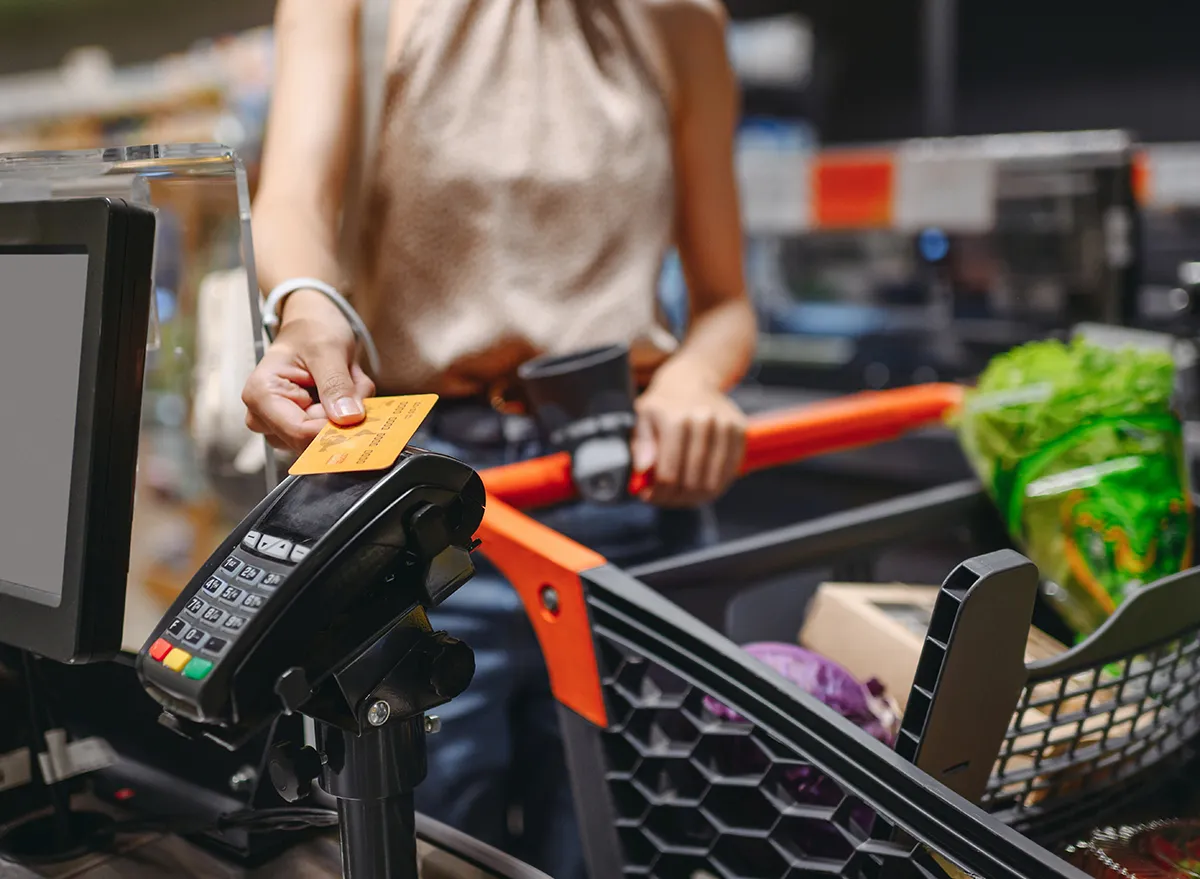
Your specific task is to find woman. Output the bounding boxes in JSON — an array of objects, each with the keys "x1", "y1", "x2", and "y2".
[{"x1": 242, "y1": 0, "x2": 756, "y2": 874}]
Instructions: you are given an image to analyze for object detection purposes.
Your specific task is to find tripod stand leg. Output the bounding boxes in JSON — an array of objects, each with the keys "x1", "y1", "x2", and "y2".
[{"x1": 318, "y1": 716, "x2": 427, "y2": 879}]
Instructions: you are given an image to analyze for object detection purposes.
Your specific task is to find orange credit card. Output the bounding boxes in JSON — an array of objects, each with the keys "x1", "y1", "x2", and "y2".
[{"x1": 289, "y1": 395, "x2": 439, "y2": 476}]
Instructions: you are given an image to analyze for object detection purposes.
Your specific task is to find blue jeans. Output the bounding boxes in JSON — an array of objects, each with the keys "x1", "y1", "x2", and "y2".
[{"x1": 412, "y1": 425, "x2": 715, "y2": 878}]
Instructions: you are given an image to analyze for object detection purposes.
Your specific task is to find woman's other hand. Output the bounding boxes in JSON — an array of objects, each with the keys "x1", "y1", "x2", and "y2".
[
  {"x1": 631, "y1": 364, "x2": 747, "y2": 508},
  {"x1": 241, "y1": 289, "x2": 375, "y2": 454}
]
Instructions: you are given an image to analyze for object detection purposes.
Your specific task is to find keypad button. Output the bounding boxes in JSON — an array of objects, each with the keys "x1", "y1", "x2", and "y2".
[
  {"x1": 237, "y1": 565, "x2": 263, "y2": 584},
  {"x1": 183, "y1": 658, "x2": 214, "y2": 681},
  {"x1": 223, "y1": 616, "x2": 247, "y2": 632},
  {"x1": 220, "y1": 586, "x2": 244, "y2": 605},
  {"x1": 258, "y1": 535, "x2": 293, "y2": 560},
  {"x1": 202, "y1": 637, "x2": 228, "y2": 656},
  {"x1": 183, "y1": 628, "x2": 206, "y2": 647},
  {"x1": 167, "y1": 618, "x2": 188, "y2": 637},
  {"x1": 149, "y1": 639, "x2": 173, "y2": 662},
  {"x1": 202, "y1": 606, "x2": 227, "y2": 625},
  {"x1": 241, "y1": 594, "x2": 265, "y2": 611},
  {"x1": 163, "y1": 648, "x2": 192, "y2": 673},
  {"x1": 221, "y1": 556, "x2": 242, "y2": 574},
  {"x1": 289, "y1": 545, "x2": 311, "y2": 564},
  {"x1": 261, "y1": 572, "x2": 285, "y2": 589},
  {"x1": 242, "y1": 530, "x2": 262, "y2": 550},
  {"x1": 202, "y1": 577, "x2": 223, "y2": 596},
  {"x1": 185, "y1": 597, "x2": 206, "y2": 617}
]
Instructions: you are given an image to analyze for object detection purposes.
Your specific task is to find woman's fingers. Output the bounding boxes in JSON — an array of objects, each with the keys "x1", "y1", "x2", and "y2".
[
  {"x1": 305, "y1": 347, "x2": 367, "y2": 425},
  {"x1": 634, "y1": 399, "x2": 747, "y2": 507},
  {"x1": 242, "y1": 329, "x2": 380, "y2": 455},
  {"x1": 722, "y1": 419, "x2": 747, "y2": 489},
  {"x1": 243, "y1": 348, "x2": 327, "y2": 453},
  {"x1": 681, "y1": 413, "x2": 715, "y2": 494},
  {"x1": 351, "y1": 362, "x2": 377, "y2": 400},
  {"x1": 645, "y1": 413, "x2": 687, "y2": 507},
  {"x1": 703, "y1": 416, "x2": 733, "y2": 495},
  {"x1": 246, "y1": 403, "x2": 323, "y2": 453}
]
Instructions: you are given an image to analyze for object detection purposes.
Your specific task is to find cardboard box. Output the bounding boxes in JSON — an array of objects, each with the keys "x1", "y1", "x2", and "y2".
[{"x1": 798, "y1": 583, "x2": 1068, "y2": 711}]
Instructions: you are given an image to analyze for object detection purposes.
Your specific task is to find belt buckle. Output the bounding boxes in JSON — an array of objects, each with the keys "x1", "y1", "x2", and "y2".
[
  {"x1": 488, "y1": 378, "x2": 539, "y2": 445},
  {"x1": 488, "y1": 377, "x2": 528, "y2": 416}
]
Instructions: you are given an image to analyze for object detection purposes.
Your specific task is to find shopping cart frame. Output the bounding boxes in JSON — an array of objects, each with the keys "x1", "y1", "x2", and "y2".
[{"x1": 473, "y1": 384, "x2": 1090, "y2": 879}]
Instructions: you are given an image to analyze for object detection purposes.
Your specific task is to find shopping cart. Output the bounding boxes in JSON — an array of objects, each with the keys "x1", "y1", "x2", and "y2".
[{"x1": 471, "y1": 383, "x2": 1111, "y2": 879}]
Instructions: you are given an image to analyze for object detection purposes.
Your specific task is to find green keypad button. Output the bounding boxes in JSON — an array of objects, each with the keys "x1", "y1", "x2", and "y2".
[{"x1": 183, "y1": 657, "x2": 214, "y2": 680}]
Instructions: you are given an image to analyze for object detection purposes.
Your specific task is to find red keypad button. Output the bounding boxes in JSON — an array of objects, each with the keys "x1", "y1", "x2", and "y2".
[{"x1": 149, "y1": 638, "x2": 173, "y2": 662}]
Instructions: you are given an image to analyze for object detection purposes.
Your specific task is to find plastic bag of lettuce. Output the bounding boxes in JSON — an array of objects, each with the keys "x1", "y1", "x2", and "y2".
[{"x1": 957, "y1": 337, "x2": 1193, "y2": 635}]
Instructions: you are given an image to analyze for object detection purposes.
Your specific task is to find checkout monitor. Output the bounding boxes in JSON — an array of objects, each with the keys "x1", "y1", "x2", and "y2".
[
  {"x1": 0, "y1": 198, "x2": 155, "y2": 663},
  {"x1": 752, "y1": 136, "x2": 1140, "y2": 392}
]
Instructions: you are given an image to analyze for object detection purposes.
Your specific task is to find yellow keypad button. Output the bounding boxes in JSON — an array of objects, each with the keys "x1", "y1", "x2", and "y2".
[{"x1": 163, "y1": 648, "x2": 192, "y2": 673}]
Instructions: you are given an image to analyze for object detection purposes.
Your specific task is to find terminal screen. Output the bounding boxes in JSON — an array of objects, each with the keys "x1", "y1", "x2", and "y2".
[
  {"x1": 258, "y1": 472, "x2": 378, "y2": 544},
  {"x1": 0, "y1": 249, "x2": 89, "y2": 607}
]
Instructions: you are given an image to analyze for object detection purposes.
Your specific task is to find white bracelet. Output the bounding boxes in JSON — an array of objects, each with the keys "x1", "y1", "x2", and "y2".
[{"x1": 262, "y1": 277, "x2": 382, "y2": 377}]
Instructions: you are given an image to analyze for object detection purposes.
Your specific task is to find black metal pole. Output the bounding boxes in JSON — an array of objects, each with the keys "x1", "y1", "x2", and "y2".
[
  {"x1": 922, "y1": 0, "x2": 958, "y2": 137},
  {"x1": 317, "y1": 715, "x2": 427, "y2": 879},
  {"x1": 337, "y1": 795, "x2": 419, "y2": 879}
]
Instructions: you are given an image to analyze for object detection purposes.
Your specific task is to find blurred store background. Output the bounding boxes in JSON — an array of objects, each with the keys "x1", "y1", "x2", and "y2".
[{"x1": 5, "y1": 0, "x2": 1200, "y2": 646}]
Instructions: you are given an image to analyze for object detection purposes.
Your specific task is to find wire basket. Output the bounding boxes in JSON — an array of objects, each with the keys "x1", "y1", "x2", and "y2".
[{"x1": 978, "y1": 567, "x2": 1200, "y2": 844}]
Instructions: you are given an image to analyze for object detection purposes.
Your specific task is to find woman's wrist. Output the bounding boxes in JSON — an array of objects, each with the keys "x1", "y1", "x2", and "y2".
[
  {"x1": 279, "y1": 286, "x2": 354, "y2": 334},
  {"x1": 267, "y1": 278, "x2": 383, "y2": 376},
  {"x1": 652, "y1": 351, "x2": 726, "y2": 394},
  {"x1": 654, "y1": 301, "x2": 756, "y2": 394}
]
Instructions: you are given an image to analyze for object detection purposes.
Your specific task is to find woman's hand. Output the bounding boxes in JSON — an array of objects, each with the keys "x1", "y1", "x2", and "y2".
[
  {"x1": 631, "y1": 365, "x2": 747, "y2": 508},
  {"x1": 241, "y1": 289, "x2": 375, "y2": 454}
]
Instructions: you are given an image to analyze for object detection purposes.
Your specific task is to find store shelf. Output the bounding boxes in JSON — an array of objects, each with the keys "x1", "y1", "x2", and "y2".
[{"x1": 0, "y1": 29, "x2": 271, "y2": 156}]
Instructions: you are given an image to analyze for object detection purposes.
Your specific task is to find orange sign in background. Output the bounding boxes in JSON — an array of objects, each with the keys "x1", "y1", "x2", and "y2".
[{"x1": 813, "y1": 152, "x2": 895, "y2": 229}]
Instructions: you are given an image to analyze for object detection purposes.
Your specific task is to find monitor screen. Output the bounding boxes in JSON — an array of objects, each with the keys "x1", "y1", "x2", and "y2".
[
  {"x1": 0, "y1": 249, "x2": 89, "y2": 608},
  {"x1": 0, "y1": 198, "x2": 155, "y2": 663}
]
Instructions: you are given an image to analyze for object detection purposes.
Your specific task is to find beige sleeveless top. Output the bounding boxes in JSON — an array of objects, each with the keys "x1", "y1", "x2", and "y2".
[{"x1": 352, "y1": 0, "x2": 679, "y2": 398}]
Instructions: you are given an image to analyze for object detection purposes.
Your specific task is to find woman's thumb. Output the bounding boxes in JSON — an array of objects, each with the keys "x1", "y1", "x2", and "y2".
[
  {"x1": 631, "y1": 417, "x2": 657, "y2": 474},
  {"x1": 307, "y1": 350, "x2": 366, "y2": 426}
]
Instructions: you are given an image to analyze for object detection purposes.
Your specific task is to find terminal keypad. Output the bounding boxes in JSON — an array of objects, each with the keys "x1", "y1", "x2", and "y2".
[{"x1": 145, "y1": 531, "x2": 312, "y2": 682}]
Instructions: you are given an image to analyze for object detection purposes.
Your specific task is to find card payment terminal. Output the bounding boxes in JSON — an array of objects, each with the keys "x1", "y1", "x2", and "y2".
[{"x1": 136, "y1": 448, "x2": 485, "y2": 749}]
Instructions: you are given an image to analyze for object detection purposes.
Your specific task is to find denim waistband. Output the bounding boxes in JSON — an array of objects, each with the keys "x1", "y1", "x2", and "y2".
[{"x1": 425, "y1": 397, "x2": 540, "y2": 451}]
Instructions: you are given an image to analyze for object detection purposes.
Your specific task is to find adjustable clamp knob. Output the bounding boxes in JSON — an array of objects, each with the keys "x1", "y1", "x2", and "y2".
[
  {"x1": 422, "y1": 633, "x2": 475, "y2": 701},
  {"x1": 267, "y1": 742, "x2": 324, "y2": 803}
]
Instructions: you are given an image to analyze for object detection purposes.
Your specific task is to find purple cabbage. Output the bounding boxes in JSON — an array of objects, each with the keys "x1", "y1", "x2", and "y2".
[
  {"x1": 704, "y1": 642, "x2": 899, "y2": 747},
  {"x1": 702, "y1": 643, "x2": 901, "y2": 850}
]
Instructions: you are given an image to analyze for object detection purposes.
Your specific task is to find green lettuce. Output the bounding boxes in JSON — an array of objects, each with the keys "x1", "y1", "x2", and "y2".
[{"x1": 956, "y1": 338, "x2": 1191, "y2": 635}]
